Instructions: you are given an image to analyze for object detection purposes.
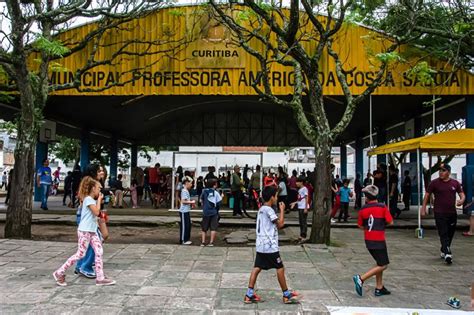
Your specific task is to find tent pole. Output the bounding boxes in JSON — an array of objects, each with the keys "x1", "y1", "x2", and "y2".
[
  {"x1": 171, "y1": 152, "x2": 175, "y2": 210},
  {"x1": 417, "y1": 148, "x2": 421, "y2": 231}
]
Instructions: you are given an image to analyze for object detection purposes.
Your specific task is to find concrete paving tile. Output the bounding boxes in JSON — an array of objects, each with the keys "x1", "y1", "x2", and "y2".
[
  {"x1": 164, "y1": 297, "x2": 215, "y2": 310},
  {"x1": 125, "y1": 295, "x2": 169, "y2": 308},
  {"x1": 136, "y1": 286, "x2": 178, "y2": 296},
  {"x1": 120, "y1": 307, "x2": 162, "y2": 314},
  {"x1": 220, "y1": 272, "x2": 249, "y2": 288},
  {"x1": 72, "y1": 305, "x2": 123, "y2": 314},
  {"x1": 186, "y1": 272, "x2": 218, "y2": 280},
  {"x1": 181, "y1": 279, "x2": 218, "y2": 288},
  {"x1": 87, "y1": 293, "x2": 131, "y2": 306},
  {"x1": 176, "y1": 287, "x2": 217, "y2": 297},
  {"x1": 27, "y1": 303, "x2": 75, "y2": 315},
  {"x1": 0, "y1": 304, "x2": 34, "y2": 315},
  {"x1": 3, "y1": 292, "x2": 54, "y2": 304}
]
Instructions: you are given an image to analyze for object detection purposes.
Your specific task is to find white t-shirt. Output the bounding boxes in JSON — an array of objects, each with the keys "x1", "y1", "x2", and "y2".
[
  {"x1": 78, "y1": 196, "x2": 98, "y2": 233},
  {"x1": 297, "y1": 186, "x2": 308, "y2": 209},
  {"x1": 256, "y1": 205, "x2": 279, "y2": 253}
]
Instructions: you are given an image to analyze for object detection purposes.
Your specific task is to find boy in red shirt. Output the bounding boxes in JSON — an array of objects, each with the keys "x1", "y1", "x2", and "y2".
[{"x1": 353, "y1": 185, "x2": 393, "y2": 297}]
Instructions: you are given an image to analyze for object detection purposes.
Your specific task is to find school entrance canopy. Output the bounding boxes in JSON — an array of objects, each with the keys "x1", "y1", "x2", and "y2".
[{"x1": 367, "y1": 128, "x2": 474, "y2": 233}]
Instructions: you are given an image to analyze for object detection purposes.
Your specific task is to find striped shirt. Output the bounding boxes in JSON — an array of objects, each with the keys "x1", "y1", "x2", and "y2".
[{"x1": 357, "y1": 202, "x2": 393, "y2": 249}]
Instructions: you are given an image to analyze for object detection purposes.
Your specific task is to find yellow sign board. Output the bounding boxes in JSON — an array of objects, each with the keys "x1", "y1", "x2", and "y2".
[{"x1": 46, "y1": 6, "x2": 472, "y2": 97}]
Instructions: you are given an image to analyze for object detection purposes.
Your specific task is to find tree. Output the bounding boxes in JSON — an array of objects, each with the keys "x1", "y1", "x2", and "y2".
[
  {"x1": 352, "y1": 0, "x2": 473, "y2": 74},
  {"x1": 0, "y1": 0, "x2": 190, "y2": 238},
  {"x1": 209, "y1": 0, "x2": 414, "y2": 244}
]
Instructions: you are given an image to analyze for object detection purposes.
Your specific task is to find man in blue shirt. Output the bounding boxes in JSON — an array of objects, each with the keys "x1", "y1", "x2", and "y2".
[{"x1": 37, "y1": 159, "x2": 52, "y2": 210}]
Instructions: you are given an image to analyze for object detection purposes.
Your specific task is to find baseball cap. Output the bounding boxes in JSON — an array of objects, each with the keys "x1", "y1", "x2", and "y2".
[
  {"x1": 362, "y1": 185, "x2": 379, "y2": 198},
  {"x1": 440, "y1": 164, "x2": 451, "y2": 172}
]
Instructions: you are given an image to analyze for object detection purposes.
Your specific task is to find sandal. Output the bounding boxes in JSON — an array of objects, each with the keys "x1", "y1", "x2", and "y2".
[{"x1": 462, "y1": 231, "x2": 474, "y2": 237}]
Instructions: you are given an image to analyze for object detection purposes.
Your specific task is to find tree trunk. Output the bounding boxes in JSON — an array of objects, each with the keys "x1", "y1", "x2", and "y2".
[
  {"x1": 309, "y1": 144, "x2": 332, "y2": 245},
  {"x1": 4, "y1": 136, "x2": 36, "y2": 238}
]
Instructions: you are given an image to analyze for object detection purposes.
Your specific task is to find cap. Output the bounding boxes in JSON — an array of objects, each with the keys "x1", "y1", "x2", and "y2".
[
  {"x1": 440, "y1": 164, "x2": 451, "y2": 172},
  {"x1": 362, "y1": 185, "x2": 379, "y2": 198}
]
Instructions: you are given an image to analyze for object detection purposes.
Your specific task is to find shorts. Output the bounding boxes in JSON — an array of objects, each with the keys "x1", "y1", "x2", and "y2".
[
  {"x1": 150, "y1": 183, "x2": 159, "y2": 194},
  {"x1": 136, "y1": 186, "x2": 144, "y2": 196},
  {"x1": 368, "y1": 248, "x2": 390, "y2": 266},
  {"x1": 254, "y1": 252, "x2": 284, "y2": 270},
  {"x1": 201, "y1": 215, "x2": 219, "y2": 232}
]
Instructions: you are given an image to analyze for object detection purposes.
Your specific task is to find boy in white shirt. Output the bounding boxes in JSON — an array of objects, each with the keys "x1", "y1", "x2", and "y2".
[
  {"x1": 244, "y1": 186, "x2": 300, "y2": 304},
  {"x1": 290, "y1": 176, "x2": 309, "y2": 244}
]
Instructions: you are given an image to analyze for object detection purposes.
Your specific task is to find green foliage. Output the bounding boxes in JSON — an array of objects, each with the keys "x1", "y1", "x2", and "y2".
[
  {"x1": 267, "y1": 146, "x2": 291, "y2": 152},
  {"x1": 406, "y1": 61, "x2": 437, "y2": 86},
  {"x1": 375, "y1": 51, "x2": 403, "y2": 64},
  {"x1": 50, "y1": 135, "x2": 80, "y2": 164},
  {"x1": 0, "y1": 120, "x2": 17, "y2": 135},
  {"x1": 169, "y1": 9, "x2": 185, "y2": 17},
  {"x1": 34, "y1": 35, "x2": 70, "y2": 58}
]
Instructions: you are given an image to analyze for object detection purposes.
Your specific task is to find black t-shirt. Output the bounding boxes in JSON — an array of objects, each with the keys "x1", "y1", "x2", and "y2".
[{"x1": 389, "y1": 174, "x2": 398, "y2": 193}]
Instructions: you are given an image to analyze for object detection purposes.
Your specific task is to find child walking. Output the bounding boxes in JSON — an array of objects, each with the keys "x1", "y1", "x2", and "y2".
[
  {"x1": 338, "y1": 179, "x2": 353, "y2": 222},
  {"x1": 290, "y1": 176, "x2": 309, "y2": 244},
  {"x1": 53, "y1": 177, "x2": 115, "y2": 286},
  {"x1": 179, "y1": 176, "x2": 195, "y2": 245},
  {"x1": 200, "y1": 178, "x2": 222, "y2": 246},
  {"x1": 353, "y1": 185, "x2": 393, "y2": 297},
  {"x1": 244, "y1": 186, "x2": 300, "y2": 304}
]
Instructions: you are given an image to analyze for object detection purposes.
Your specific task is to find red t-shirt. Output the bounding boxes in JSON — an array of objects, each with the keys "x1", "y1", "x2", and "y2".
[
  {"x1": 427, "y1": 178, "x2": 463, "y2": 216},
  {"x1": 358, "y1": 202, "x2": 393, "y2": 249},
  {"x1": 148, "y1": 167, "x2": 159, "y2": 184}
]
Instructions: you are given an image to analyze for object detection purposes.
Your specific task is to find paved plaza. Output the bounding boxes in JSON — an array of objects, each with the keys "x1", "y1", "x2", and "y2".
[{"x1": 0, "y1": 227, "x2": 473, "y2": 314}]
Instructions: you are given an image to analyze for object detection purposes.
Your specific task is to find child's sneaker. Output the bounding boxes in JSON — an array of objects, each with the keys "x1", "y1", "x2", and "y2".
[
  {"x1": 445, "y1": 254, "x2": 453, "y2": 264},
  {"x1": 446, "y1": 297, "x2": 461, "y2": 309},
  {"x1": 374, "y1": 286, "x2": 391, "y2": 296},
  {"x1": 96, "y1": 278, "x2": 116, "y2": 286},
  {"x1": 282, "y1": 291, "x2": 301, "y2": 304},
  {"x1": 353, "y1": 274, "x2": 363, "y2": 296},
  {"x1": 207, "y1": 243, "x2": 214, "y2": 247},
  {"x1": 200, "y1": 243, "x2": 206, "y2": 247},
  {"x1": 244, "y1": 293, "x2": 262, "y2": 304},
  {"x1": 53, "y1": 271, "x2": 67, "y2": 287},
  {"x1": 182, "y1": 241, "x2": 192, "y2": 245}
]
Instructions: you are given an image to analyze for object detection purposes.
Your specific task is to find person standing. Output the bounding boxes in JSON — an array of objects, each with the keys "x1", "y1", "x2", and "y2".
[
  {"x1": 277, "y1": 176, "x2": 288, "y2": 213},
  {"x1": 200, "y1": 178, "x2": 222, "y2": 246},
  {"x1": 338, "y1": 179, "x2": 353, "y2": 222},
  {"x1": 148, "y1": 163, "x2": 160, "y2": 208},
  {"x1": 71, "y1": 165, "x2": 82, "y2": 208},
  {"x1": 0, "y1": 171, "x2": 7, "y2": 190},
  {"x1": 421, "y1": 164, "x2": 465, "y2": 264},
  {"x1": 132, "y1": 166, "x2": 145, "y2": 206},
  {"x1": 354, "y1": 173, "x2": 363, "y2": 210},
  {"x1": 388, "y1": 167, "x2": 401, "y2": 218},
  {"x1": 204, "y1": 166, "x2": 217, "y2": 186},
  {"x1": 363, "y1": 172, "x2": 372, "y2": 187},
  {"x1": 37, "y1": 159, "x2": 52, "y2": 210},
  {"x1": 402, "y1": 170, "x2": 411, "y2": 211},
  {"x1": 4, "y1": 169, "x2": 13, "y2": 204},
  {"x1": 111, "y1": 174, "x2": 124, "y2": 208},
  {"x1": 353, "y1": 185, "x2": 393, "y2": 297},
  {"x1": 179, "y1": 176, "x2": 195, "y2": 245},
  {"x1": 63, "y1": 171, "x2": 72, "y2": 206},
  {"x1": 290, "y1": 176, "x2": 309, "y2": 243},
  {"x1": 231, "y1": 165, "x2": 243, "y2": 218}
]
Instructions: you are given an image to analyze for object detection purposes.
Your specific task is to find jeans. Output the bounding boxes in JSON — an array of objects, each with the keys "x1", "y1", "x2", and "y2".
[
  {"x1": 40, "y1": 184, "x2": 50, "y2": 208},
  {"x1": 298, "y1": 208, "x2": 308, "y2": 238},
  {"x1": 435, "y1": 214, "x2": 457, "y2": 255},
  {"x1": 338, "y1": 202, "x2": 349, "y2": 221},
  {"x1": 389, "y1": 192, "x2": 401, "y2": 217}
]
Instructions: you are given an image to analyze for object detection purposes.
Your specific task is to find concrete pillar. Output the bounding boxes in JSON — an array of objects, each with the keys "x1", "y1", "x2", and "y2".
[
  {"x1": 340, "y1": 144, "x2": 347, "y2": 179},
  {"x1": 376, "y1": 130, "x2": 386, "y2": 165},
  {"x1": 110, "y1": 136, "x2": 118, "y2": 180},
  {"x1": 466, "y1": 97, "x2": 474, "y2": 166},
  {"x1": 355, "y1": 138, "x2": 364, "y2": 178},
  {"x1": 131, "y1": 144, "x2": 138, "y2": 168},
  {"x1": 34, "y1": 142, "x2": 48, "y2": 202},
  {"x1": 409, "y1": 117, "x2": 423, "y2": 203},
  {"x1": 80, "y1": 129, "x2": 90, "y2": 173}
]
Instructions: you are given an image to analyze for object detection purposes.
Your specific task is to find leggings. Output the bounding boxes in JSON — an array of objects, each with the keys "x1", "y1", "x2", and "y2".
[{"x1": 55, "y1": 231, "x2": 104, "y2": 281}]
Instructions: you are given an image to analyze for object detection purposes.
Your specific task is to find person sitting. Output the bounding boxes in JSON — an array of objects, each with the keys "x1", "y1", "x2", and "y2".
[{"x1": 111, "y1": 174, "x2": 124, "y2": 208}]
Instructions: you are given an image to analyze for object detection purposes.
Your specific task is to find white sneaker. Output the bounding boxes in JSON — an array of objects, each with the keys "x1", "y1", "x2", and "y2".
[
  {"x1": 183, "y1": 241, "x2": 192, "y2": 245},
  {"x1": 330, "y1": 219, "x2": 336, "y2": 223},
  {"x1": 440, "y1": 252, "x2": 446, "y2": 259}
]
